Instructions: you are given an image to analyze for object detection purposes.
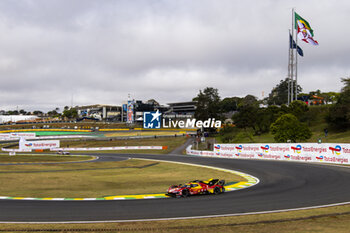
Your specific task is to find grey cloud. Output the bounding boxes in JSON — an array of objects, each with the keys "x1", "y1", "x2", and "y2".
[{"x1": 0, "y1": 0, "x2": 349, "y2": 111}]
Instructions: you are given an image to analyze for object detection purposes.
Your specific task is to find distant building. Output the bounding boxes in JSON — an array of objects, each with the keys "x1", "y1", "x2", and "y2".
[
  {"x1": 165, "y1": 101, "x2": 197, "y2": 119},
  {"x1": 0, "y1": 115, "x2": 39, "y2": 124},
  {"x1": 76, "y1": 104, "x2": 122, "y2": 121},
  {"x1": 133, "y1": 100, "x2": 169, "y2": 122},
  {"x1": 71, "y1": 100, "x2": 196, "y2": 123}
]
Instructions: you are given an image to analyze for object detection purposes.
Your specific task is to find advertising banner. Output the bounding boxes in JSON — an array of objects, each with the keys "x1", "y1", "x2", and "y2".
[
  {"x1": 10, "y1": 133, "x2": 36, "y2": 138},
  {"x1": 211, "y1": 143, "x2": 350, "y2": 165},
  {"x1": 0, "y1": 133, "x2": 36, "y2": 140},
  {"x1": 0, "y1": 134, "x2": 11, "y2": 140},
  {"x1": 50, "y1": 146, "x2": 163, "y2": 151},
  {"x1": 186, "y1": 143, "x2": 350, "y2": 165},
  {"x1": 127, "y1": 100, "x2": 134, "y2": 124},
  {"x1": 20, "y1": 140, "x2": 60, "y2": 150}
]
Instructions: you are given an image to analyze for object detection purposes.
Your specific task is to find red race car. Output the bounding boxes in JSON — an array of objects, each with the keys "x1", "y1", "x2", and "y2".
[{"x1": 166, "y1": 178, "x2": 225, "y2": 197}]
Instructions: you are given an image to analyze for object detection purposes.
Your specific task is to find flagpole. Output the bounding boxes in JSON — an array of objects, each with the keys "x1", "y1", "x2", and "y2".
[
  {"x1": 290, "y1": 8, "x2": 295, "y2": 102},
  {"x1": 287, "y1": 30, "x2": 291, "y2": 105},
  {"x1": 295, "y1": 14, "x2": 298, "y2": 101}
]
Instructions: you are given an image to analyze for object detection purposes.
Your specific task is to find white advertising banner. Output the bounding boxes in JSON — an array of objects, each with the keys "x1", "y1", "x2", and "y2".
[
  {"x1": 0, "y1": 133, "x2": 36, "y2": 140},
  {"x1": 0, "y1": 134, "x2": 11, "y2": 140},
  {"x1": 20, "y1": 140, "x2": 60, "y2": 150},
  {"x1": 186, "y1": 146, "x2": 215, "y2": 157},
  {"x1": 10, "y1": 133, "x2": 36, "y2": 138},
  {"x1": 50, "y1": 146, "x2": 163, "y2": 151},
  {"x1": 186, "y1": 143, "x2": 350, "y2": 165}
]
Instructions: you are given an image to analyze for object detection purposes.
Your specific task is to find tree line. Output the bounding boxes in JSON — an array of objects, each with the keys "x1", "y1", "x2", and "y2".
[
  {"x1": 1, "y1": 106, "x2": 78, "y2": 119},
  {"x1": 193, "y1": 77, "x2": 350, "y2": 143}
]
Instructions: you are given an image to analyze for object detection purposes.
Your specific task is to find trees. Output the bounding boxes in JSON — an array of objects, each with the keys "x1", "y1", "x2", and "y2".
[
  {"x1": 267, "y1": 78, "x2": 302, "y2": 105},
  {"x1": 253, "y1": 105, "x2": 281, "y2": 135},
  {"x1": 232, "y1": 95, "x2": 258, "y2": 128},
  {"x1": 220, "y1": 97, "x2": 240, "y2": 112},
  {"x1": 193, "y1": 87, "x2": 221, "y2": 121},
  {"x1": 270, "y1": 114, "x2": 312, "y2": 143},
  {"x1": 47, "y1": 109, "x2": 60, "y2": 118},
  {"x1": 232, "y1": 104, "x2": 258, "y2": 130},
  {"x1": 239, "y1": 95, "x2": 259, "y2": 108},
  {"x1": 288, "y1": 100, "x2": 309, "y2": 121},
  {"x1": 62, "y1": 108, "x2": 78, "y2": 119},
  {"x1": 326, "y1": 78, "x2": 350, "y2": 130},
  {"x1": 19, "y1": 109, "x2": 27, "y2": 115},
  {"x1": 33, "y1": 111, "x2": 43, "y2": 116},
  {"x1": 7, "y1": 110, "x2": 19, "y2": 115},
  {"x1": 232, "y1": 96, "x2": 310, "y2": 137},
  {"x1": 221, "y1": 95, "x2": 276, "y2": 136}
]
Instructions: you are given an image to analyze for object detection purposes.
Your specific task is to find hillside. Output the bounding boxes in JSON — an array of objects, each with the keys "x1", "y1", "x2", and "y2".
[{"x1": 217, "y1": 105, "x2": 350, "y2": 143}]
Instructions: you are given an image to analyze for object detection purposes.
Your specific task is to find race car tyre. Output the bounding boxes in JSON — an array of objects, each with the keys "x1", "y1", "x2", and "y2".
[
  {"x1": 213, "y1": 187, "x2": 220, "y2": 195},
  {"x1": 182, "y1": 189, "x2": 190, "y2": 197}
]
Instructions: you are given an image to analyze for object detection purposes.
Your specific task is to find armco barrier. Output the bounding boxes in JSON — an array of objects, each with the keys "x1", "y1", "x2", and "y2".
[{"x1": 186, "y1": 143, "x2": 350, "y2": 165}]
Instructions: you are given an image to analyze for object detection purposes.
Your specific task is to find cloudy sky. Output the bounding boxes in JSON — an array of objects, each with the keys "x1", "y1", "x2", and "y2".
[{"x1": 0, "y1": 0, "x2": 349, "y2": 112}]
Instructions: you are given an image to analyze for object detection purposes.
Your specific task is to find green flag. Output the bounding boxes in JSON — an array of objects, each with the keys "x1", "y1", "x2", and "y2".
[{"x1": 294, "y1": 12, "x2": 314, "y2": 37}]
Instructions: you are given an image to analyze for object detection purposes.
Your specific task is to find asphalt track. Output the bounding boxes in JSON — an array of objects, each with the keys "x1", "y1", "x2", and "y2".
[{"x1": 0, "y1": 153, "x2": 350, "y2": 222}]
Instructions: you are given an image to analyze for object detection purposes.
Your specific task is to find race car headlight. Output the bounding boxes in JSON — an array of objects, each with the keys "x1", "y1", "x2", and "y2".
[{"x1": 168, "y1": 189, "x2": 180, "y2": 193}]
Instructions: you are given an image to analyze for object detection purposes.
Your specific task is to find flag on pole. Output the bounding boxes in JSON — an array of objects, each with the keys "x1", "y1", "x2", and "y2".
[
  {"x1": 290, "y1": 33, "x2": 304, "y2": 56},
  {"x1": 295, "y1": 12, "x2": 318, "y2": 45}
]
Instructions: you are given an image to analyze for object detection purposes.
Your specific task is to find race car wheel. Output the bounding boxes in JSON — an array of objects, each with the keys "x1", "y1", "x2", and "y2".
[
  {"x1": 182, "y1": 189, "x2": 190, "y2": 197},
  {"x1": 213, "y1": 187, "x2": 221, "y2": 195}
]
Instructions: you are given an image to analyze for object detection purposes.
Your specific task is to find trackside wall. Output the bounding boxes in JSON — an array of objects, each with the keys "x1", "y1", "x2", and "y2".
[{"x1": 186, "y1": 143, "x2": 350, "y2": 165}]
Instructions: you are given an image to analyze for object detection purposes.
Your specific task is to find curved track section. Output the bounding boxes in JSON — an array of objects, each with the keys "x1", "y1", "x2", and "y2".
[{"x1": 0, "y1": 153, "x2": 350, "y2": 222}]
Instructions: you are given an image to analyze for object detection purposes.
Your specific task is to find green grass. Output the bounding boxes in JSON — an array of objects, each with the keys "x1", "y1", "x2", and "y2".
[
  {"x1": 216, "y1": 128, "x2": 276, "y2": 144},
  {"x1": 0, "y1": 159, "x2": 246, "y2": 198},
  {"x1": 6, "y1": 137, "x2": 188, "y2": 154},
  {"x1": 0, "y1": 122, "x2": 128, "y2": 130},
  {"x1": 104, "y1": 130, "x2": 188, "y2": 137},
  {"x1": 59, "y1": 137, "x2": 188, "y2": 154},
  {"x1": 0, "y1": 204, "x2": 349, "y2": 232},
  {"x1": 27, "y1": 131, "x2": 91, "y2": 136},
  {"x1": 0, "y1": 154, "x2": 93, "y2": 163}
]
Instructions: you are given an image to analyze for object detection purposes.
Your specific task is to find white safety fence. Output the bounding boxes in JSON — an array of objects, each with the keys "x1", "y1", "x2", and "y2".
[
  {"x1": 50, "y1": 146, "x2": 164, "y2": 151},
  {"x1": 186, "y1": 143, "x2": 350, "y2": 165},
  {"x1": 2, "y1": 146, "x2": 164, "y2": 152},
  {"x1": 1, "y1": 132, "x2": 165, "y2": 152},
  {"x1": 0, "y1": 135, "x2": 92, "y2": 141},
  {"x1": 1, "y1": 146, "x2": 164, "y2": 152},
  {"x1": 0, "y1": 133, "x2": 36, "y2": 140},
  {"x1": 1, "y1": 148, "x2": 32, "y2": 152}
]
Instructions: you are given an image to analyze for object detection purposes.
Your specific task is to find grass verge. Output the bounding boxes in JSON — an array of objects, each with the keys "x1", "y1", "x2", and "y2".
[
  {"x1": 0, "y1": 204, "x2": 349, "y2": 232},
  {"x1": 0, "y1": 159, "x2": 246, "y2": 198},
  {"x1": 104, "y1": 131, "x2": 188, "y2": 137},
  {"x1": 59, "y1": 137, "x2": 188, "y2": 154},
  {"x1": 5, "y1": 137, "x2": 188, "y2": 154},
  {"x1": 0, "y1": 154, "x2": 93, "y2": 163}
]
